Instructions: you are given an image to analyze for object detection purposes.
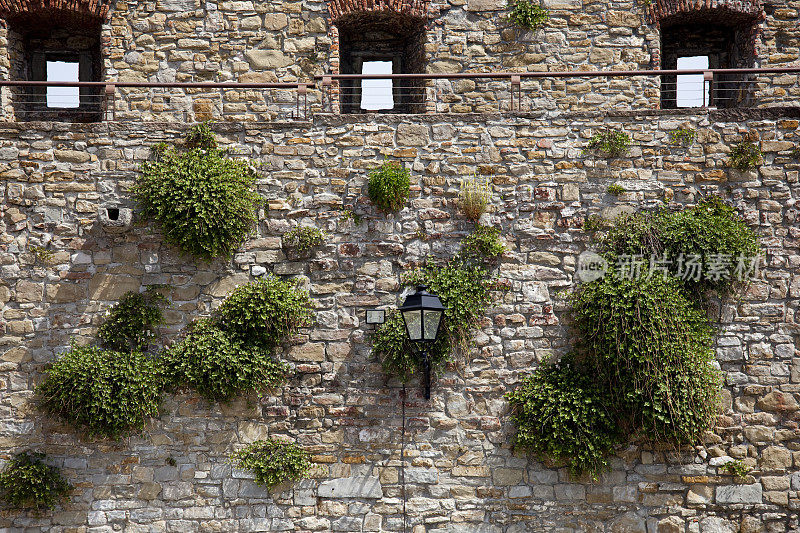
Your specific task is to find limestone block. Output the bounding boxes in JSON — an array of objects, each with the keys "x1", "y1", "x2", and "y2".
[
  {"x1": 715, "y1": 484, "x2": 762, "y2": 504},
  {"x1": 245, "y1": 50, "x2": 292, "y2": 69},
  {"x1": 318, "y1": 477, "x2": 382, "y2": 499},
  {"x1": 15, "y1": 280, "x2": 43, "y2": 302},
  {"x1": 466, "y1": 0, "x2": 505, "y2": 10},
  {"x1": 54, "y1": 150, "x2": 90, "y2": 163},
  {"x1": 204, "y1": 273, "x2": 250, "y2": 298},
  {"x1": 756, "y1": 391, "x2": 799, "y2": 412},
  {"x1": 88, "y1": 274, "x2": 141, "y2": 301}
]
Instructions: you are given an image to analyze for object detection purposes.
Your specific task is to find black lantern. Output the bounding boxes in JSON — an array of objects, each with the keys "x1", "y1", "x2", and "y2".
[{"x1": 399, "y1": 285, "x2": 445, "y2": 399}]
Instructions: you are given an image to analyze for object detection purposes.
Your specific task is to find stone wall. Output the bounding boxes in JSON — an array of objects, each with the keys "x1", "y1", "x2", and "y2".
[
  {"x1": 0, "y1": 0, "x2": 797, "y2": 120},
  {"x1": 1, "y1": 109, "x2": 799, "y2": 532}
]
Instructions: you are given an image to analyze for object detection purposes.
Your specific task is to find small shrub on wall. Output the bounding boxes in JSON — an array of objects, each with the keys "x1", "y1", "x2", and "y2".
[
  {"x1": 97, "y1": 287, "x2": 167, "y2": 353},
  {"x1": 367, "y1": 160, "x2": 411, "y2": 213},
  {"x1": 281, "y1": 226, "x2": 326, "y2": 256},
  {"x1": 36, "y1": 345, "x2": 163, "y2": 439},
  {"x1": 460, "y1": 226, "x2": 506, "y2": 264},
  {"x1": 729, "y1": 141, "x2": 762, "y2": 171},
  {"x1": 0, "y1": 452, "x2": 72, "y2": 510},
  {"x1": 214, "y1": 276, "x2": 315, "y2": 350},
  {"x1": 133, "y1": 124, "x2": 262, "y2": 260},
  {"x1": 165, "y1": 276, "x2": 313, "y2": 401},
  {"x1": 507, "y1": 0, "x2": 549, "y2": 30},
  {"x1": 585, "y1": 129, "x2": 631, "y2": 157},
  {"x1": 163, "y1": 319, "x2": 289, "y2": 402},
  {"x1": 459, "y1": 174, "x2": 492, "y2": 221},
  {"x1": 230, "y1": 438, "x2": 311, "y2": 489}
]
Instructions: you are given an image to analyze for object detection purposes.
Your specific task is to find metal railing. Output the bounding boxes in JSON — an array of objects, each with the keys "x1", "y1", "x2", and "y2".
[
  {"x1": 316, "y1": 67, "x2": 800, "y2": 114},
  {"x1": 0, "y1": 67, "x2": 798, "y2": 122},
  {"x1": 0, "y1": 80, "x2": 311, "y2": 121}
]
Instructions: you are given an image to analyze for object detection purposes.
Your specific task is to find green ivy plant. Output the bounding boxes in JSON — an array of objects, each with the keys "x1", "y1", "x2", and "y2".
[
  {"x1": 507, "y1": 0, "x2": 549, "y2": 30},
  {"x1": 97, "y1": 287, "x2": 168, "y2": 353},
  {"x1": 214, "y1": 276, "x2": 315, "y2": 350},
  {"x1": 36, "y1": 345, "x2": 163, "y2": 439},
  {"x1": 729, "y1": 141, "x2": 762, "y2": 171},
  {"x1": 165, "y1": 276, "x2": 312, "y2": 401},
  {"x1": 0, "y1": 452, "x2": 72, "y2": 510},
  {"x1": 570, "y1": 269, "x2": 721, "y2": 444},
  {"x1": 230, "y1": 438, "x2": 312, "y2": 489},
  {"x1": 163, "y1": 319, "x2": 289, "y2": 402},
  {"x1": 606, "y1": 184, "x2": 625, "y2": 196},
  {"x1": 506, "y1": 355, "x2": 619, "y2": 479},
  {"x1": 669, "y1": 128, "x2": 697, "y2": 146},
  {"x1": 184, "y1": 121, "x2": 217, "y2": 150},
  {"x1": 133, "y1": 125, "x2": 262, "y2": 260},
  {"x1": 282, "y1": 226, "x2": 326, "y2": 256},
  {"x1": 508, "y1": 198, "x2": 760, "y2": 478},
  {"x1": 599, "y1": 196, "x2": 761, "y2": 295},
  {"x1": 367, "y1": 160, "x2": 411, "y2": 213},
  {"x1": 460, "y1": 226, "x2": 507, "y2": 264},
  {"x1": 585, "y1": 130, "x2": 631, "y2": 157}
]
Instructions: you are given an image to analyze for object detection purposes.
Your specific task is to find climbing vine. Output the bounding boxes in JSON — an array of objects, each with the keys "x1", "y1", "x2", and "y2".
[
  {"x1": 507, "y1": 196, "x2": 760, "y2": 478},
  {"x1": 97, "y1": 287, "x2": 168, "y2": 353},
  {"x1": 729, "y1": 141, "x2": 762, "y2": 171},
  {"x1": 374, "y1": 231, "x2": 507, "y2": 382}
]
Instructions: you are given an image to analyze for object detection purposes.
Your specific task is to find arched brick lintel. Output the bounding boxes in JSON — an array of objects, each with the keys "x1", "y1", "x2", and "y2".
[
  {"x1": 0, "y1": 0, "x2": 111, "y2": 29},
  {"x1": 647, "y1": 0, "x2": 763, "y2": 26},
  {"x1": 326, "y1": 0, "x2": 428, "y2": 26}
]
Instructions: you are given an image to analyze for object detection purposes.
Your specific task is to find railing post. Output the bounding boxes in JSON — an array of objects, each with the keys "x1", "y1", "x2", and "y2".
[
  {"x1": 703, "y1": 71, "x2": 713, "y2": 108},
  {"x1": 322, "y1": 76, "x2": 332, "y2": 113},
  {"x1": 104, "y1": 83, "x2": 116, "y2": 121},
  {"x1": 511, "y1": 75, "x2": 521, "y2": 112}
]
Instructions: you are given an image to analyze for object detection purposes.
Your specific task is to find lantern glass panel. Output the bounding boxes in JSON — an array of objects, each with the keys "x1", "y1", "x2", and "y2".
[
  {"x1": 423, "y1": 309, "x2": 442, "y2": 342},
  {"x1": 403, "y1": 309, "x2": 422, "y2": 341}
]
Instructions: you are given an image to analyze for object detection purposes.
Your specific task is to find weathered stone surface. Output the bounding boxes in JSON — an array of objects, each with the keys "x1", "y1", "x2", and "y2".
[
  {"x1": 716, "y1": 484, "x2": 762, "y2": 504},
  {"x1": 756, "y1": 391, "x2": 799, "y2": 412},
  {"x1": 204, "y1": 273, "x2": 250, "y2": 297},
  {"x1": 88, "y1": 274, "x2": 141, "y2": 301},
  {"x1": 245, "y1": 50, "x2": 292, "y2": 69},
  {"x1": 318, "y1": 477, "x2": 382, "y2": 499}
]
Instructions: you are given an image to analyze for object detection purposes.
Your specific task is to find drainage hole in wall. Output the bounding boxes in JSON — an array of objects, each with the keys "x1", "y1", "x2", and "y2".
[{"x1": 107, "y1": 208, "x2": 120, "y2": 221}]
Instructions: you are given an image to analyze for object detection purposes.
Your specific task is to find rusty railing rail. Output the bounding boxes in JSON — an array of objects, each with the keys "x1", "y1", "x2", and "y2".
[
  {"x1": 316, "y1": 67, "x2": 800, "y2": 113},
  {"x1": 0, "y1": 80, "x2": 312, "y2": 121}
]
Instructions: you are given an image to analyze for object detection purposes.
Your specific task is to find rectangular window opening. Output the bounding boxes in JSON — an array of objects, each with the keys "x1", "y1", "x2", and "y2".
[
  {"x1": 676, "y1": 56, "x2": 710, "y2": 108},
  {"x1": 46, "y1": 61, "x2": 80, "y2": 109},
  {"x1": 360, "y1": 61, "x2": 394, "y2": 111}
]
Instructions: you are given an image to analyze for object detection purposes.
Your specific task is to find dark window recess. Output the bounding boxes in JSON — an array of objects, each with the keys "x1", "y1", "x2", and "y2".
[
  {"x1": 337, "y1": 13, "x2": 426, "y2": 114},
  {"x1": 661, "y1": 22, "x2": 757, "y2": 109},
  {"x1": 8, "y1": 22, "x2": 103, "y2": 122}
]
